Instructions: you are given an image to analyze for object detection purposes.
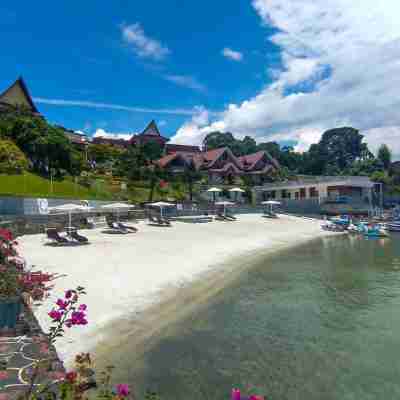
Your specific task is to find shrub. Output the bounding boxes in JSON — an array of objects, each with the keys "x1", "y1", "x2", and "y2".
[{"x1": 0, "y1": 139, "x2": 28, "y2": 174}]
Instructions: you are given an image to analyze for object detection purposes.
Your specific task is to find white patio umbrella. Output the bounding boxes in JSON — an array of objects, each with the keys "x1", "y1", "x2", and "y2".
[
  {"x1": 48, "y1": 203, "x2": 91, "y2": 227},
  {"x1": 261, "y1": 200, "x2": 281, "y2": 214},
  {"x1": 229, "y1": 187, "x2": 245, "y2": 201},
  {"x1": 207, "y1": 187, "x2": 222, "y2": 202},
  {"x1": 215, "y1": 201, "x2": 235, "y2": 216},
  {"x1": 101, "y1": 203, "x2": 135, "y2": 222},
  {"x1": 149, "y1": 201, "x2": 176, "y2": 219}
]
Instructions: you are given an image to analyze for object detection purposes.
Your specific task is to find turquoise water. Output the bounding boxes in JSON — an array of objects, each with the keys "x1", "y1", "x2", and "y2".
[{"x1": 116, "y1": 235, "x2": 400, "y2": 399}]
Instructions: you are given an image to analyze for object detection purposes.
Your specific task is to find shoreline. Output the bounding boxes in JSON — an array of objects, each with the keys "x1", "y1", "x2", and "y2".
[{"x1": 18, "y1": 214, "x2": 342, "y2": 367}]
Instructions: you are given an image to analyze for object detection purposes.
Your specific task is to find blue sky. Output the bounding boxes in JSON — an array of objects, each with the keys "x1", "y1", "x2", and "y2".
[
  {"x1": 2, "y1": 0, "x2": 400, "y2": 159},
  {"x1": 0, "y1": 1, "x2": 280, "y2": 138}
]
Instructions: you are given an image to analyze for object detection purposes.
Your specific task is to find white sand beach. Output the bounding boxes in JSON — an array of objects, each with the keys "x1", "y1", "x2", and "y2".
[{"x1": 18, "y1": 214, "x2": 339, "y2": 366}]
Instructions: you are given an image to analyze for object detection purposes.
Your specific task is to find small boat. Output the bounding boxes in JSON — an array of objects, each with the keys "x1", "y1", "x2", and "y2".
[
  {"x1": 386, "y1": 221, "x2": 400, "y2": 232},
  {"x1": 359, "y1": 223, "x2": 389, "y2": 238}
]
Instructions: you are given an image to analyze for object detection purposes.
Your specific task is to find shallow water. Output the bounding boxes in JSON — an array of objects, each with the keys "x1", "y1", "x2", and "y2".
[{"x1": 113, "y1": 234, "x2": 400, "y2": 399}]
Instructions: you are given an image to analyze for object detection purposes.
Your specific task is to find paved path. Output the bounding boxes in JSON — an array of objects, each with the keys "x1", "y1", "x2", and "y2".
[{"x1": 0, "y1": 335, "x2": 64, "y2": 399}]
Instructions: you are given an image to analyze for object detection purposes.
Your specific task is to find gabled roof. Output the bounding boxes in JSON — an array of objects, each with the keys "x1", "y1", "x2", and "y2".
[
  {"x1": 141, "y1": 120, "x2": 161, "y2": 136},
  {"x1": 157, "y1": 153, "x2": 191, "y2": 168},
  {"x1": 238, "y1": 150, "x2": 280, "y2": 170},
  {"x1": 0, "y1": 77, "x2": 39, "y2": 114}
]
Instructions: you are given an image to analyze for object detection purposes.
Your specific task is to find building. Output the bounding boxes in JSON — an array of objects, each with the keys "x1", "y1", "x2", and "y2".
[
  {"x1": 156, "y1": 147, "x2": 280, "y2": 184},
  {"x1": 60, "y1": 128, "x2": 90, "y2": 150},
  {"x1": 129, "y1": 120, "x2": 169, "y2": 147},
  {"x1": 92, "y1": 136, "x2": 128, "y2": 149},
  {"x1": 253, "y1": 176, "x2": 375, "y2": 203},
  {"x1": 92, "y1": 120, "x2": 169, "y2": 150},
  {"x1": 165, "y1": 143, "x2": 201, "y2": 154},
  {"x1": 0, "y1": 77, "x2": 41, "y2": 116}
]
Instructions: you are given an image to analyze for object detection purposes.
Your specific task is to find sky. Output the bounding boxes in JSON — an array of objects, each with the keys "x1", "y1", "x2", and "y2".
[{"x1": 1, "y1": 0, "x2": 399, "y2": 158}]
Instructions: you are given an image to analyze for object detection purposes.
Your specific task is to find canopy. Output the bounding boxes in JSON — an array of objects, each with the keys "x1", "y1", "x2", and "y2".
[
  {"x1": 215, "y1": 201, "x2": 235, "y2": 206},
  {"x1": 48, "y1": 203, "x2": 92, "y2": 227},
  {"x1": 150, "y1": 202, "x2": 175, "y2": 208},
  {"x1": 261, "y1": 200, "x2": 281, "y2": 205},
  {"x1": 229, "y1": 187, "x2": 245, "y2": 193},
  {"x1": 101, "y1": 203, "x2": 134, "y2": 209},
  {"x1": 207, "y1": 187, "x2": 222, "y2": 192},
  {"x1": 48, "y1": 203, "x2": 89, "y2": 212}
]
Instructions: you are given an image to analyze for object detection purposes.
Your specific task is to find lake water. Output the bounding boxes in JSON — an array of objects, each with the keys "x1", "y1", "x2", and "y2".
[{"x1": 114, "y1": 234, "x2": 400, "y2": 400}]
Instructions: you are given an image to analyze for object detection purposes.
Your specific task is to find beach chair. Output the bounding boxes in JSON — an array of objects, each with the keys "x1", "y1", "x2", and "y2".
[
  {"x1": 225, "y1": 212, "x2": 237, "y2": 221},
  {"x1": 106, "y1": 220, "x2": 129, "y2": 234},
  {"x1": 46, "y1": 228, "x2": 71, "y2": 245},
  {"x1": 215, "y1": 212, "x2": 227, "y2": 221},
  {"x1": 117, "y1": 222, "x2": 138, "y2": 233},
  {"x1": 69, "y1": 229, "x2": 89, "y2": 243},
  {"x1": 149, "y1": 214, "x2": 160, "y2": 224}
]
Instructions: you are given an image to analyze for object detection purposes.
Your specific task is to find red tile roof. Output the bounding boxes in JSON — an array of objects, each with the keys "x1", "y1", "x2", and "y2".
[{"x1": 165, "y1": 144, "x2": 201, "y2": 154}]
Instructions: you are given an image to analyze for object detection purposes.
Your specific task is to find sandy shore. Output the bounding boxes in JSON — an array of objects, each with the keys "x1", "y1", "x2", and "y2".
[{"x1": 18, "y1": 214, "x2": 338, "y2": 366}]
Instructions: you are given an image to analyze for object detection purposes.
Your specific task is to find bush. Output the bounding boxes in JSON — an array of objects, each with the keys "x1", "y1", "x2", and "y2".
[{"x1": 0, "y1": 139, "x2": 28, "y2": 174}]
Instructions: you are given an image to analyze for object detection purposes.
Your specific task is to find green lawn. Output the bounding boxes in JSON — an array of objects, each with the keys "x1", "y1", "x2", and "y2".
[
  {"x1": 0, "y1": 173, "x2": 191, "y2": 202},
  {"x1": 0, "y1": 173, "x2": 113, "y2": 200}
]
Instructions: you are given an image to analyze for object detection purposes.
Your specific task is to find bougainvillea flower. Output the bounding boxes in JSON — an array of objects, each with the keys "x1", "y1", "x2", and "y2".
[
  {"x1": 65, "y1": 371, "x2": 77, "y2": 383},
  {"x1": 248, "y1": 396, "x2": 264, "y2": 400},
  {"x1": 56, "y1": 299, "x2": 69, "y2": 310},
  {"x1": 0, "y1": 371, "x2": 9, "y2": 380},
  {"x1": 48, "y1": 309, "x2": 62, "y2": 322},
  {"x1": 232, "y1": 388, "x2": 241, "y2": 400},
  {"x1": 65, "y1": 290, "x2": 73, "y2": 299},
  {"x1": 116, "y1": 384, "x2": 130, "y2": 397},
  {"x1": 78, "y1": 304, "x2": 87, "y2": 311}
]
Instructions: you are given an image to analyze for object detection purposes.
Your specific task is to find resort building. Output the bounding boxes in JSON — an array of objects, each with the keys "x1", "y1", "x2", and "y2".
[
  {"x1": 253, "y1": 176, "x2": 375, "y2": 204},
  {"x1": 129, "y1": 120, "x2": 169, "y2": 147},
  {"x1": 0, "y1": 77, "x2": 41, "y2": 117},
  {"x1": 92, "y1": 120, "x2": 169, "y2": 149},
  {"x1": 156, "y1": 147, "x2": 280, "y2": 184}
]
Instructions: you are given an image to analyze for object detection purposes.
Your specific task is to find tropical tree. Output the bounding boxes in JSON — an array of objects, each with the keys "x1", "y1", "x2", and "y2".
[
  {"x1": 377, "y1": 144, "x2": 392, "y2": 170},
  {"x1": 0, "y1": 139, "x2": 29, "y2": 173}
]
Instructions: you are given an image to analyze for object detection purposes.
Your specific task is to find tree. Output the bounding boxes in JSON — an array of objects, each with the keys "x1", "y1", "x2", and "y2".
[
  {"x1": 141, "y1": 142, "x2": 163, "y2": 161},
  {"x1": 182, "y1": 161, "x2": 201, "y2": 201},
  {"x1": 0, "y1": 108, "x2": 78, "y2": 177},
  {"x1": 377, "y1": 144, "x2": 392, "y2": 170}
]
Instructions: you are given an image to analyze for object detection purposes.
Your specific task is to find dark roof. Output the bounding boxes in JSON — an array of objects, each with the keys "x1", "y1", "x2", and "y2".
[
  {"x1": 0, "y1": 77, "x2": 39, "y2": 114},
  {"x1": 141, "y1": 120, "x2": 161, "y2": 136},
  {"x1": 165, "y1": 143, "x2": 201, "y2": 154}
]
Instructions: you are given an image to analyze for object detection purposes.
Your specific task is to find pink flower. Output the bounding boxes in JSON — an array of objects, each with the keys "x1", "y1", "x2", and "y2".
[
  {"x1": 0, "y1": 371, "x2": 9, "y2": 380},
  {"x1": 56, "y1": 299, "x2": 68, "y2": 310},
  {"x1": 0, "y1": 393, "x2": 9, "y2": 400},
  {"x1": 78, "y1": 304, "x2": 87, "y2": 311},
  {"x1": 48, "y1": 309, "x2": 62, "y2": 322},
  {"x1": 65, "y1": 371, "x2": 77, "y2": 383},
  {"x1": 116, "y1": 384, "x2": 130, "y2": 397},
  {"x1": 248, "y1": 396, "x2": 264, "y2": 400},
  {"x1": 65, "y1": 290, "x2": 73, "y2": 299},
  {"x1": 49, "y1": 371, "x2": 66, "y2": 381},
  {"x1": 232, "y1": 388, "x2": 241, "y2": 400}
]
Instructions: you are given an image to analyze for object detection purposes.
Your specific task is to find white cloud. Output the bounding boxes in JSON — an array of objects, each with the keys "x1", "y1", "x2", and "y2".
[
  {"x1": 364, "y1": 126, "x2": 400, "y2": 160},
  {"x1": 222, "y1": 47, "x2": 243, "y2": 62},
  {"x1": 173, "y1": 0, "x2": 400, "y2": 160},
  {"x1": 93, "y1": 129, "x2": 135, "y2": 141},
  {"x1": 34, "y1": 97, "x2": 198, "y2": 116},
  {"x1": 164, "y1": 75, "x2": 207, "y2": 92},
  {"x1": 121, "y1": 23, "x2": 170, "y2": 61}
]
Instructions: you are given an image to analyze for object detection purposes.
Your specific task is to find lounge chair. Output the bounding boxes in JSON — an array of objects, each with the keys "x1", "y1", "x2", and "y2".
[
  {"x1": 118, "y1": 222, "x2": 138, "y2": 232},
  {"x1": 225, "y1": 212, "x2": 237, "y2": 221},
  {"x1": 69, "y1": 229, "x2": 89, "y2": 243},
  {"x1": 215, "y1": 212, "x2": 227, "y2": 221},
  {"x1": 149, "y1": 214, "x2": 159, "y2": 224},
  {"x1": 106, "y1": 220, "x2": 129, "y2": 234},
  {"x1": 46, "y1": 228, "x2": 71, "y2": 245}
]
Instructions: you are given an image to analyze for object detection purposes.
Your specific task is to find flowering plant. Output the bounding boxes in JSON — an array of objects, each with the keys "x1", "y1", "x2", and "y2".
[{"x1": 0, "y1": 228, "x2": 55, "y2": 302}]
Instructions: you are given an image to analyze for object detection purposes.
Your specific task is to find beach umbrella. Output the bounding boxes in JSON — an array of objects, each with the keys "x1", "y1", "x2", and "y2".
[
  {"x1": 207, "y1": 187, "x2": 221, "y2": 202},
  {"x1": 215, "y1": 201, "x2": 235, "y2": 216},
  {"x1": 101, "y1": 203, "x2": 135, "y2": 222},
  {"x1": 261, "y1": 200, "x2": 281, "y2": 214},
  {"x1": 48, "y1": 203, "x2": 91, "y2": 227},
  {"x1": 229, "y1": 187, "x2": 245, "y2": 201},
  {"x1": 149, "y1": 201, "x2": 175, "y2": 219}
]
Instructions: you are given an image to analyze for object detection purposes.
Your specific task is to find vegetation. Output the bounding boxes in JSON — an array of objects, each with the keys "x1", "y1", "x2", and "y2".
[{"x1": 0, "y1": 139, "x2": 28, "y2": 174}]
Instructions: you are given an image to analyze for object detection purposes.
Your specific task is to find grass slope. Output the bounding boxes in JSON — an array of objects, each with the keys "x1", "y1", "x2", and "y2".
[{"x1": 0, "y1": 173, "x2": 112, "y2": 200}]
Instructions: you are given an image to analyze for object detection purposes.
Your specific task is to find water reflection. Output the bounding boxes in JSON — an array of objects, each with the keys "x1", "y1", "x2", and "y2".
[{"x1": 112, "y1": 236, "x2": 400, "y2": 400}]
